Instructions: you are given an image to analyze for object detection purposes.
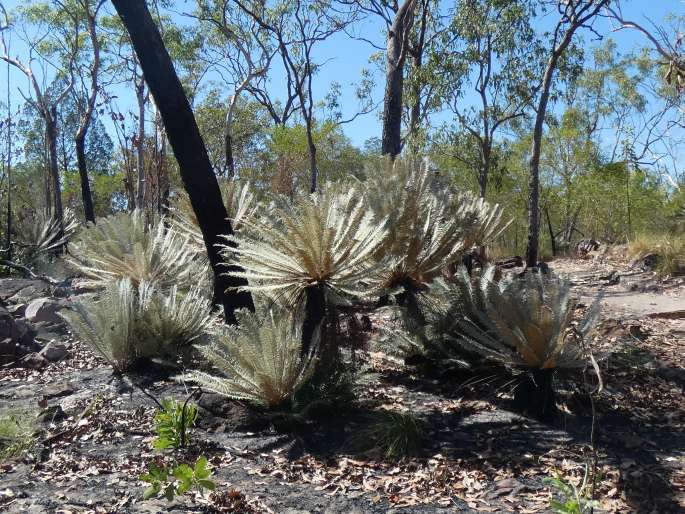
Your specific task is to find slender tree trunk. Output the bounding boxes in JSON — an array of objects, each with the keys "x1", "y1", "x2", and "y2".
[
  {"x1": 5, "y1": 62, "x2": 11, "y2": 262},
  {"x1": 224, "y1": 92, "x2": 241, "y2": 178},
  {"x1": 381, "y1": 0, "x2": 416, "y2": 158},
  {"x1": 75, "y1": 133, "x2": 96, "y2": 223},
  {"x1": 526, "y1": 55, "x2": 557, "y2": 267},
  {"x1": 224, "y1": 132, "x2": 235, "y2": 179},
  {"x1": 135, "y1": 78, "x2": 146, "y2": 210},
  {"x1": 545, "y1": 207, "x2": 556, "y2": 257},
  {"x1": 479, "y1": 140, "x2": 491, "y2": 199},
  {"x1": 46, "y1": 111, "x2": 64, "y2": 239},
  {"x1": 525, "y1": 0, "x2": 608, "y2": 266},
  {"x1": 305, "y1": 120, "x2": 318, "y2": 193},
  {"x1": 111, "y1": 0, "x2": 254, "y2": 323},
  {"x1": 74, "y1": 5, "x2": 101, "y2": 225},
  {"x1": 382, "y1": 61, "x2": 405, "y2": 157}
]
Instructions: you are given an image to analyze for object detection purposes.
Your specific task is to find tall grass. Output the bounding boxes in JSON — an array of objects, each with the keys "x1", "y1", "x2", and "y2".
[{"x1": 628, "y1": 233, "x2": 685, "y2": 276}]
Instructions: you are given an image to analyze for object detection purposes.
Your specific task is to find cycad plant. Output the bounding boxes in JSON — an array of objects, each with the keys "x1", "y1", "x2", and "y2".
[
  {"x1": 460, "y1": 267, "x2": 599, "y2": 420},
  {"x1": 185, "y1": 308, "x2": 317, "y2": 409},
  {"x1": 363, "y1": 158, "x2": 509, "y2": 322},
  {"x1": 16, "y1": 207, "x2": 80, "y2": 262},
  {"x1": 62, "y1": 279, "x2": 215, "y2": 372},
  {"x1": 68, "y1": 210, "x2": 208, "y2": 291},
  {"x1": 414, "y1": 266, "x2": 600, "y2": 421},
  {"x1": 221, "y1": 186, "x2": 388, "y2": 355}
]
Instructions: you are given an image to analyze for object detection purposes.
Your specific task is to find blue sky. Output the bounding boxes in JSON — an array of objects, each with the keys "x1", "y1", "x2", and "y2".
[{"x1": 1, "y1": 0, "x2": 683, "y2": 151}]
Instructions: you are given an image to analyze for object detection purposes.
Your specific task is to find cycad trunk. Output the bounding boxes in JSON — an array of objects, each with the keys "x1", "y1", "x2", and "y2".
[
  {"x1": 301, "y1": 283, "x2": 326, "y2": 357},
  {"x1": 513, "y1": 368, "x2": 557, "y2": 422}
]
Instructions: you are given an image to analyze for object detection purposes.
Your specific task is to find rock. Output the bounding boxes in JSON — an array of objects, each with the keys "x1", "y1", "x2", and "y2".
[
  {"x1": 0, "y1": 338, "x2": 27, "y2": 363},
  {"x1": 600, "y1": 270, "x2": 621, "y2": 285},
  {"x1": 32, "y1": 320, "x2": 69, "y2": 343},
  {"x1": 576, "y1": 239, "x2": 600, "y2": 258},
  {"x1": 6, "y1": 283, "x2": 53, "y2": 304},
  {"x1": 25, "y1": 298, "x2": 66, "y2": 325},
  {"x1": 14, "y1": 319, "x2": 38, "y2": 347},
  {"x1": 6, "y1": 303, "x2": 27, "y2": 317},
  {"x1": 198, "y1": 394, "x2": 270, "y2": 432},
  {"x1": 495, "y1": 256, "x2": 523, "y2": 269},
  {"x1": 0, "y1": 278, "x2": 48, "y2": 302},
  {"x1": 488, "y1": 478, "x2": 527, "y2": 498},
  {"x1": 631, "y1": 253, "x2": 658, "y2": 271},
  {"x1": 43, "y1": 381, "x2": 75, "y2": 399},
  {"x1": 19, "y1": 352, "x2": 49, "y2": 369},
  {"x1": 0, "y1": 305, "x2": 19, "y2": 341},
  {"x1": 37, "y1": 405, "x2": 67, "y2": 423},
  {"x1": 39, "y1": 341, "x2": 70, "y2": 362}
]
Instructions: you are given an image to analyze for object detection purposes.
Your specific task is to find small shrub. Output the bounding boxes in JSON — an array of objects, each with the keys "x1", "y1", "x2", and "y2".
[
  {"x1": 186, "y1": 308, "x2": 318, "y2": 409},
  {"x1": 544, "y1": 465, "x2": 599, "y2": 514},
  {"x1": 140, "y1": 455, "x2": 215, "y2": 500},
  {"x1": 0, "y1": 410, "x2": 35, "y2": 460},
  {"x1": 62, "y1": 279, "x2": 215, "y2": 372},
  {"x1": 354, "y1": 411, "x2": 423, "y2": 458},
  {"x1": 152, "y1": 398, "x2": 198, "y2": 450}
]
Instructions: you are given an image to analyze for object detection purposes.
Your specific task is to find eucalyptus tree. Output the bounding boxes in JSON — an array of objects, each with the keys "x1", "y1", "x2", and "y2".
[
  {"x1": 230, "y1": 0, "x2": 356, "y2": 193},
  {"x1": 188, "y1": 0, "x2": 275, "y2": 178},
  {"x1": 0, "y1": 2, "x2": 75, "y2": 238},
  {"x1": 444, "y1": 0, "x2": 544, "y2": 199},
  {"x1": 525, "y1": 0, "x2": 609, "y2": 268},
  {"x1": 402, "y1": 0, "x2": 447, "y2": 152},
  {"x1": 50, "y1": 0, "x2": 107, "y2": 223},
  {"x1": 342, "y1": 0, "x2": 418, "y2": 157}
]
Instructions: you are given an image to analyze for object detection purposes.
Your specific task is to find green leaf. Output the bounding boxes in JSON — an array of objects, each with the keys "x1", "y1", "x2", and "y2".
[
  {"x1": 198, "y1": 479, "x2": 216, "y2": 491},
  {"x1": 173, "y1": 464, "x2": 193, "y2": 481},
  {"x1": 164, "y1": 483, "x2": 175, "y2": 501},
  {"x1": 143, "y1": 484, "x2": 160, "y2": 500}
]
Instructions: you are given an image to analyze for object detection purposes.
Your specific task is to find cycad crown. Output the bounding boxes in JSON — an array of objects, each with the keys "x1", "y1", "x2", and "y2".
[
  {"x1": 185, "y1": 308, "x2": 317, "y2": 408},
  {"x1": 20, "y1": 207, "x2": 80, "y2": 258},
  {"x1": 363, "y1": 158, "x2": 510, "y2": 291},
  {"x1": 221, "y1": 186, "x2": 388, "y2": 307},
  {"x1": 68, "y1": 210, "x2": 206, "y2": 291},
  {"x1": 61, "y1": 278, "x2": 215, "y2": 372},
  {"x1": 450, "y1": 265, "x2": 599, "y2": 369}
]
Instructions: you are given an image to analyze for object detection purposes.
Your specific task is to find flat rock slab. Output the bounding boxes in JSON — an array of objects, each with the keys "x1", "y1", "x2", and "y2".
[{"x1": 583, "y1": 291, "x2": 685, "y2": 318}]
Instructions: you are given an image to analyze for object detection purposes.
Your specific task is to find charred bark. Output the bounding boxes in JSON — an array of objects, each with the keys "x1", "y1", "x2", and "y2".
[{"x1": 112, "y1": 0, "x2": 254, "y2": 323}]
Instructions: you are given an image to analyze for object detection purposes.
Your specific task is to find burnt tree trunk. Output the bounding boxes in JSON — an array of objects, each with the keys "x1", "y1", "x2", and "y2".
[
  {"x1": 381, "y1": 0, "x2": 416, "y2": 158},
  {"x1": 111, "y1": 0, "x2": 254, "y2": 323},
  {"x1": 75, "y1": 133, "x2": 96, "y2": 223}
]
